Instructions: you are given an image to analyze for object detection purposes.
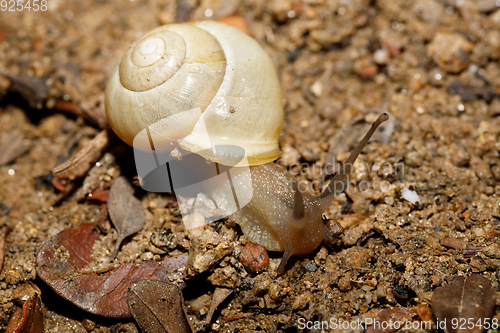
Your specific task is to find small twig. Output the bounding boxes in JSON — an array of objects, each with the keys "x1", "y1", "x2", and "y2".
[{"x1": 52, "y1": 129, "x2": 109, "y2": 179}]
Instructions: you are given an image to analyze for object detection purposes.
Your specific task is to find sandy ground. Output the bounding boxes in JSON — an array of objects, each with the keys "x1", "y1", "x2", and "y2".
[{"x1": 1, "y1": 0, "x2": 500, "y2": 332}]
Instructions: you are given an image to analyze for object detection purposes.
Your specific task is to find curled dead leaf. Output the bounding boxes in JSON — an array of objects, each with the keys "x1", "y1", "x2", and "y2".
[
  {"x1": 0, "y1": 226, "x2": 9, "y2": 273},
  {"x1": 6, "y1": 296, "x2": 44, "y2": 333},
  {"x1": 198, "y1": 288, "x2": 233, "y2": 331},
  {"x1": 128, "y1": 280, "x2": 193, "y2": 333},
  {"x1": 36, "y1": 223, "x2": 187, "y2": 318}
]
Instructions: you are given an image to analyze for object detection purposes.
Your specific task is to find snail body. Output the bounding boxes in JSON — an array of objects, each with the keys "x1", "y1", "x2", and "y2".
[
  {"x1": 208, "y1": 162, "x2": 335, "y2": 272},
  {"x1": 209, "y1": 115, "x2": 388, "y2": 273},
  {"x1": 105, "y1": 21, "x2": 388, "y2": 273}
]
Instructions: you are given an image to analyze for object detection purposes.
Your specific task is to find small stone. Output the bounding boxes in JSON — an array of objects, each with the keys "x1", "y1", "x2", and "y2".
[
  {"x1": 270, "y1": 0, "x2": 292, "y2": 22},
  {"x1": 429, "y1": 68, "x2": 446, "y2": 86},
  {"x1": 492, "y1": 165, "x2": 500, "y2": 181},
  {"x1": 490, "y1": 8, "x2": 500, "y2": 28},
  {"x1": 342, "y1": 227, "x2": 364, "y2": 246},
  {"x1": 473, "y1": 227, "x2": 486, "y2": 238},
  {"x1": 239, "y1": 242, "x2": 269, "y2": 274},
  {"x1": 427, "y1": 32, "x2": 474, "y2": 73},
  {"x1": 150, "y1": 228, "x2": 183, "y2": 250},
  {"x1": 365, "y1": 278, "x2": 378, "y2": 288},
  {"x1": 193, "y1": 193, "x2": 219, "y2": 219},
  {"x1": 310, "y1": 81, "x2": 323, "y2": 97},
  {"x1": 451, "y1": 146, "x2": 470, "y2": 167},
  {"x1": 301, "y1": 261, "x2": 317, "y2": 272},
  {"x1": 186, "y1": 228, "x2": 233, "y2": 276},
  {"x1": 477, "y1": 0, "x2": 499, "y2": 12},
  {"x1": 338, "y1": 276, "x2": 351, "y2": 291},
  {"x1": 268, "y1": 281, "x2": 290, "y2": 300},
  {"x1": 208, "y1": 266, "x2": 239, "y2": 288},
  {"x1": 82, "y1": 318, "x2": 96, "y2": 331},
  {"x1": 344, "y1": 246, "x2": 373, "y2": 269},
  {"x1": 292, "y1": 291, "x2": 312, "y2": 310},
  {"x1": 414, "y1": 304, "x2": 433, "y2": 322},
  {"x1": 474, "y1": 159, "x2": 493, "y2": 180},
  {"x1": 405, "y1": 151, "x2": 422, "y2": 167},
  {"x1": 401, "y1": 186, "x2": 421, "y2": 204},
  {"x1": 440, "y1": 237, "x2": 467, "y2": 250},
  {"x1": 278, "y1": 145, "x2": 301, "y2": 167},
  {"x1": 241, "y1": 278, "x2": 270, "y2": 306},
  {"x1": 375, "y1": 281, "x2": 396, "y2": 305},
  {"x1": 490, "y1": 98, "x2": 500, "y2": 117},
  {"x1": 373, "y1": 48, "x2": 389, "y2": 65},
  {"x1": 183, "y1": 213, "x2": 206, "y2": 231}
]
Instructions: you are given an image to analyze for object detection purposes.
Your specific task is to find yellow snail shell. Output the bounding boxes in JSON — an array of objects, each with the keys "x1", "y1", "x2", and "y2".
[{"x1": 105, "y1": 21, "x2": 283, "y2": 167}]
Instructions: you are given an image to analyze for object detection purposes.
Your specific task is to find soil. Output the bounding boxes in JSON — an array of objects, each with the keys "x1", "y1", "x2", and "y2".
[{"x1": 1, "y1": 0, "x2": 500, "y2": 332}]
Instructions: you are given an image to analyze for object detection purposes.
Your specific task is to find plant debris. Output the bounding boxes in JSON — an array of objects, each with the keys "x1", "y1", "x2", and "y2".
[
  {"x1": 431, "y1": 274, "x2": 496, "y2": 333},
  {"x1": 0, "y1": 130, "x2": 30, "y2": 166},
  {"x1": 128, "y1": 280, "x2": 193, "y2": 333},
  {"x1": 36, "y1": 223, "x2": 188, "y2": 318},
  {"x1": 6, "y1": 296, "x2": 43, "y2": 333},
  {"x1": 200, "y1": 287, "x2": 233, "y2": 329},
  {"x1": 6, "y1": 74, "x2": 49, "y2": 110},
  {"x1": 447, "y1": 81, "x2": 499, "y2": 103},
  {"x1": 107, "y1": 176, "x2": 146, "y2": 259},
  {"x1": 2, "y1": 0, "x2": 500, "y2": 331},
  {"x1": 0, "y1": 226, "x2": 9, "y2": 274},
  {"x1": 51, "y1": 129, "x2": 109, "y2": 179}
]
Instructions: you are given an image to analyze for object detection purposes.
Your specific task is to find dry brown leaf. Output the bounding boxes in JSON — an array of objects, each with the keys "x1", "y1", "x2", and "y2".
[
  {"x1": 0, "y1": 130, "x2": 30, "y2": 166},
  {"x1": 107, "y1": 176, "x2": 146, "y2": 259},
  {"x1": 6, "y1": 296, "x2": 44, "y2": 333},
  {"x1": 203, "y1": 288, "x2": 233, "y2": 328},
  {"x1": 128, "y1": 280, "x2": 193, "y2": 333},
  {"x1": 431, "y1": 274, "x2": 496, "y2": 333},
  {"x1": 36, "y1": 223, "x2": 188, "y2": 318}
]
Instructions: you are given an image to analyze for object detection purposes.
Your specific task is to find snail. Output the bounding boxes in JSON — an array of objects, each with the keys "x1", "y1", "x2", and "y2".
[{"x1": 105, "y1": 21, "x2": 388, "y2": 273}]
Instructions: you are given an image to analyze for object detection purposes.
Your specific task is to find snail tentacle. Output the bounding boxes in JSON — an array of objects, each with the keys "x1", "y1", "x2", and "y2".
[{"x1": 317, "y1": 113, "x2": 389, "y2": 210}]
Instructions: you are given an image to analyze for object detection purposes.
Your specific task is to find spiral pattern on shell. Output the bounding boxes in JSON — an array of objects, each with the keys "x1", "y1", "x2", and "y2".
[{"x1": 105, "y1": 21, "x2": 283, "y2": 166}]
